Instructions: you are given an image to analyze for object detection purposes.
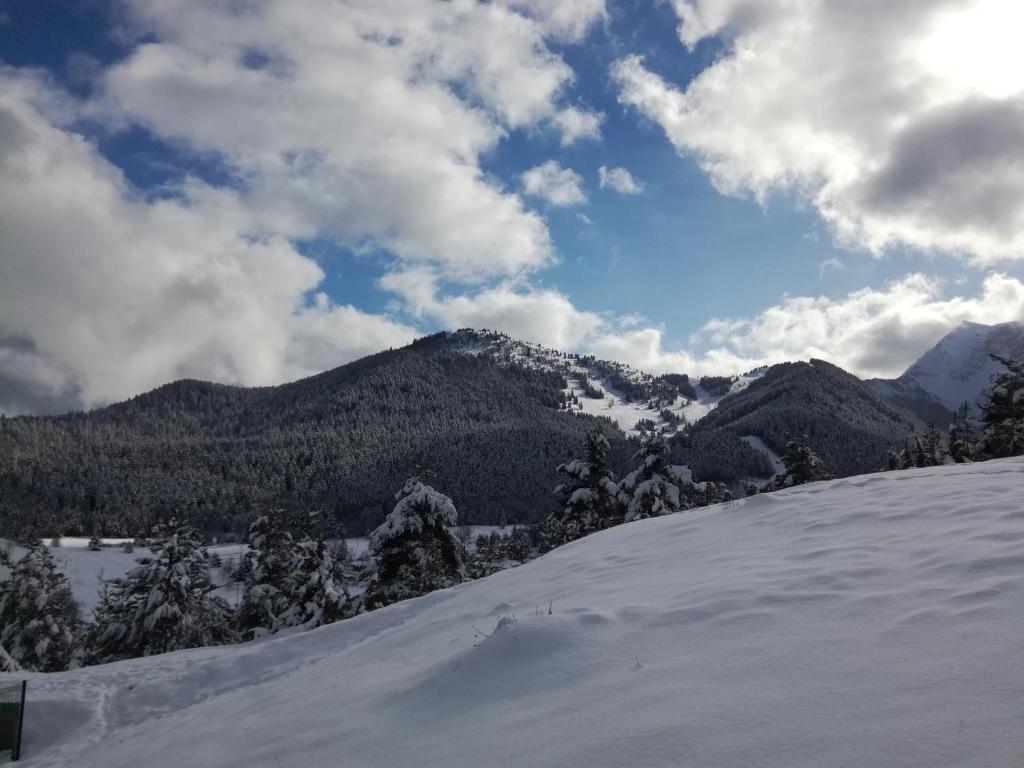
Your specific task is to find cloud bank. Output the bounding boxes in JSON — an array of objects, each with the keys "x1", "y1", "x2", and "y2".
[{"x1": 614, "y1": 0, "x2": 1024, "y2": 264}]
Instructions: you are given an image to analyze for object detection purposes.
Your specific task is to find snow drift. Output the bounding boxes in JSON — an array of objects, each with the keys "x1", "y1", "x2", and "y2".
[{"x1": 6, "y1": 459, "x2": 1024, "y2": 767}]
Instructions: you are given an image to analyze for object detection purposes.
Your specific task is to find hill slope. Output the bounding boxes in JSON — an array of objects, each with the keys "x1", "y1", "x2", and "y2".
[
  {"x1": 8, "y1": 458, "x2": 1024, "y2": 767},
  {"x1": 0, "y1": 332, "x2": 633, "y2": 536},
  {"x1": 692, "y1": 359, "x2": 924, "y2": 476},
  {"x1": 869, "y1": 321, "x2": 1024, "y2": 422}
]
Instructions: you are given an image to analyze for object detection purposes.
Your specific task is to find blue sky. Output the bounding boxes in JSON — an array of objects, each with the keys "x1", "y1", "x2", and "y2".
[{"x1": 2, "y1": 0, "x2": 1023, "y2": 413}]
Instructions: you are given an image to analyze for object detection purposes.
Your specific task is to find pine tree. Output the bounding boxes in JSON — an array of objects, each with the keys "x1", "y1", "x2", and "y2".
[
  {"x1": 0, "y1": 643, "x2": 21, "y2": 672},
  {"x1": 85, "y1": 520, "x2": 236, "y2": 663},
  {"x1": 237, "y1": 508, "x2": 294, "y2": 639},
  {"x1": 277, "y1": 532, "x2": 353, "y2": 630},
  {"x1": 916, "y1": 424, "x2": 946, "y2": 467},
  {"x1": 0, "y1": 542, "x2": 81, "y2": 672},
  {"x1": 618, "y1": 430, "x2": 694, "y2": 522},
  {"x1": 980, "y1": 355, "x2": 1024, "y2": 458},
  {"x1": 764, "y1": 433, "x2": 833, "y2": 490},
  {"x1": 541, "y1": 429, "x2": 621, "y2": 550},
  {"x1": 364, "y1": 477, "x2": 465, "y2": 609},
  {"x1": 948, "y1": 402, "x2": 974, "y2": 463}
]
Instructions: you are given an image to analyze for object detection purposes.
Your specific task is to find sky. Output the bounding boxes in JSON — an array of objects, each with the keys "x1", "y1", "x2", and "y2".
[{"x1": 2, "y1": 0, "x2": 1024, "y2": 414}]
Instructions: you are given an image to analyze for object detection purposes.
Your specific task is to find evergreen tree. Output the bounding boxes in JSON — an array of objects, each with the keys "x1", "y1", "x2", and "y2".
[
  {"x1": 915, "y1": 425, "x2": 946, "y2": 467},
  {"x1": 0, "y1": 542, "x2": 81, "y2": 671},
  {"x1": 541, "y1": 429, "x2": 621, "y2": 550},
  {"x1": 948, "y1": 402, "x2": 974, "y2": 463},
  {"x1": 980, "y1": 355, "x2": 1024, "y2": 458},
  {"x1": 618, "y1": 430, "x2": 693, "y2": 522},
  {"x1": 364, "y1": 477, "x2": 465, "y2": 609},
  {"x1": 277, "y1": 524, "x2": 353, "y2": 630},
  {"x1": 764, "y1": 433, "x2": 833, "y2": 490},
  {"x1": 85, "y1": 520, "x2": 236, "y2": 663},
  {"x1": 237, "y1": 508, "x2": 293, "y2": 639},
  {"x1": 0, "y1": 643, "x2": 21, "y2": 672}
]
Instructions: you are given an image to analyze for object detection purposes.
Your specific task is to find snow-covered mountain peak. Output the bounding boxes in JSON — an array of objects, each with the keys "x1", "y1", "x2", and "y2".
[{"x1": 898, "y1": 320, "x2": 1024, "y2": 411}]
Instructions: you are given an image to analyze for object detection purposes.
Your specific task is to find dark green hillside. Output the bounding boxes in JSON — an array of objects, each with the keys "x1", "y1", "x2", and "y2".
[
  {"x1": 692, "y1": 360, "x2": 924, "y2": 477},
  {"x1": 0, "y1": 335, "x2": 629, "y2": 537}
]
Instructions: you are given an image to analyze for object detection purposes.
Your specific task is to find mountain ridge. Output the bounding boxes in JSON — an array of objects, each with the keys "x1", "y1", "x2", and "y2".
[{"x1": 868, "y1": 320, "x2": 1024, "y2": 423}]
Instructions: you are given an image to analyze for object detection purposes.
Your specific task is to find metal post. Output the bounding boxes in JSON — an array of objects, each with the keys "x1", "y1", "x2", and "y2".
[{"x1": 11, "y1": 680, "x2": 25, "y2": 761}]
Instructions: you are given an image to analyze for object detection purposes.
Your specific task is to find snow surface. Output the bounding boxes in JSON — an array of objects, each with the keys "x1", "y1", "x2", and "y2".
[
  {"x1": 7, "y1": 458, "x2": 1024, "y2": 767},
  {"x1": 568, "y1": 372, "x2": 764, "y2": 435}
]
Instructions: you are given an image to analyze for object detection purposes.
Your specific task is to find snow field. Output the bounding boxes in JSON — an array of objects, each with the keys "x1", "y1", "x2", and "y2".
[{"x1": 6, "y1": 458, "x2": 1024, "y2": 767}]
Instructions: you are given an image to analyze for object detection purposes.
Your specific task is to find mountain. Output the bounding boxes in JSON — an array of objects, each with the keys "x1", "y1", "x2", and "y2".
[
  {"x1": 0, "y1": 331, "x2": 635, "y2": 537},
  {"x1": 693, "y1": 359, "x2": 924, "y2": 477},
  {"x1": 15, "y1": 457, "x2": 1024, "y2": 767},
  {"x1": 869, "y1": 321, "x2": 1024, "y2": 423},
  {"x1": 0, "y1": 330, "x2": 931, "y2": 538}
]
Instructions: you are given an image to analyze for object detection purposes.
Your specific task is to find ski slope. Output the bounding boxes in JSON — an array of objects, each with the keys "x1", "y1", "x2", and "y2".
[
  {"x1": 6, "y1": 459, "x2": 1024, "y2": 767},
  {"x1": 568, "y1": 372, "x2": 764, "y2": 435}
]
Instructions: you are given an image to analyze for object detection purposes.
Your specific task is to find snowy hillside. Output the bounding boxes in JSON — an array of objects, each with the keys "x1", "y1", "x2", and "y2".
[
  {"x1": 8, "y1": 458, "x2": 1024, "y2": 768},
  {"x1": 445, "y1": 328, "x2": 763, "y2": 434},
  {"x1": 872, "y1": 321, "x2": 1024, "y2": 419}
]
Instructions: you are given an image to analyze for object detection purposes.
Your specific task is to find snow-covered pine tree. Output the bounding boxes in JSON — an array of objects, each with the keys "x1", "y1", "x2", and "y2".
[
  {"x1": 363, "y1": 476, "x2": 465, "y2": 609},
  {"x1": 84, "y1": 520, "x2": 236, "y2": 663},
  {"x1": 277, "y1": 530, "x2": 353, "y2": 630},
  {"x1": 237, "y1": 508, "x2": 294, "y2": 639},
  {"x1": 0, "y1": 643, "x2": 21, "y2": 672},
  {"x1": 914, "y1": 425, "x2": 946, "y2": 467},
  {"x1": 541, "y1": 429, "x2": 621, "y2": 550},
  {"x1": 0, "y1": 541, "x2": 81, "y2": 672},
  {"x1": 980, "y1": 355, "x2": 1024, "y2": 458},
  {"x1": 618, "y1": 429, "x2": 694, "y2": 522},
  {"x1": 764, "y1": 433, "x2": 833, "y2": 490},
  {"x1": 948, "y1": 402, "x2": 974, "y2": 463}
]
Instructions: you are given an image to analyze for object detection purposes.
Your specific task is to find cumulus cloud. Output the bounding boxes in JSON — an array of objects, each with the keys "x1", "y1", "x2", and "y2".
[
  {"x1": 587, "y1": 273, "x2": 1024, "y2": 379},
  {"x1": 598, "y1": 165, "x2": 643, "y2": 194},
  {"x1": 0, "y1": 0, "x2": 611, "y2": 412},
  {"x1": 521, "y1": 161, "x2": 588, "y2": 206},
  {"x1": 0, "y1": 70, "x2": 416, "y2": 414},
  {"x1": 380, "y1": 269, "x2": 603, "y2": 351},
  {"x1": 614, "y1": 0, "x2": 1024, "y2": 264},
  {"x1": 100, "y1": 0, "x2": 607, "y2": 282}
]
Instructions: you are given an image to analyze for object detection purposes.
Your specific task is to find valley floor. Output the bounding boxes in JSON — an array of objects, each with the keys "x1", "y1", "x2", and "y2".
[{"x1": 5, "y1": 459, "x2": 1024, "y2": 767}]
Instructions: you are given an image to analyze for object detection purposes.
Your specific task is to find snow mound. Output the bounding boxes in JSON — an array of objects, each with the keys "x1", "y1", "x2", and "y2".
[{"x1": 8, "y1": 459, "x2": 1024, "y2": 767}]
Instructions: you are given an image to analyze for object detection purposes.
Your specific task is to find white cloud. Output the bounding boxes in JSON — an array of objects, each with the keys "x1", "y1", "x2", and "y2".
[
  {"x1": 0, "y1": 0, "x2": 613, "y2": 411},
  {"x1": 101, "y1": 0, "x2": 607, "y2": 281},
  {"x1": 598, "y1": 165, "x2": 643, "y2": 194},
  {"x1": 499, "y1": 0, "x2": 608, "y2": 43},
  {"x1": 380, "y1": 270, "x2": 602, "y2": 351},
  {"x1": 818, "y1": 258, "x2": 845, "y2": 279},
  {"x1": 521, "y1": 161, "x2": 588, "y2": 206},
  {"x1": 587, "y1": 273, "x2": 1024, "y2": 379},
  {"x1": 615, "y1": 0, "x2": 1024, "y2": 264},
  {"x1": 0, "y1": 71, "x2": 416, "y2": 414},
  {"x1": 552, "y1": 106, "x2": 603, "y2": 145}
]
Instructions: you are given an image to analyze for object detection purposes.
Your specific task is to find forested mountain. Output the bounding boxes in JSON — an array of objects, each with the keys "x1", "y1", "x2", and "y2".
[
  {"x1": 0, "y1": 332, "x2": 634, "y2": 537},
  {"x1": 869, "y1": 321, "x2": 1024, "y2": 422},
  {"x1": 692, "y1": 359, "x2": 924, "y2": 476},
  {"x1": 0, "y1": 331, "x2": 933, "y2": 538}
]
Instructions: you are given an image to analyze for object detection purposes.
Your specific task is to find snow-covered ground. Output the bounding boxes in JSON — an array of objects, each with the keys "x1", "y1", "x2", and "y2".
[
  {"x1": 6, "y1": 459, "x2": 1024, "y2": 766},
  {"x1": 567, "y1": 371, "x2": 765, "y2": 435}
]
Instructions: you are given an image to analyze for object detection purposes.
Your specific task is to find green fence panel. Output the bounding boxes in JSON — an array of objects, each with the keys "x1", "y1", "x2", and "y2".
[{"x1": 0, "y1": 681, "x2": 25, "y2": 762}]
